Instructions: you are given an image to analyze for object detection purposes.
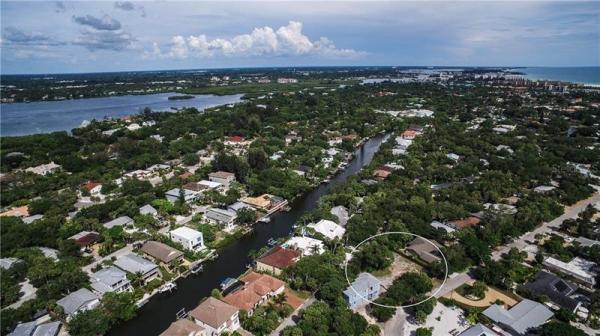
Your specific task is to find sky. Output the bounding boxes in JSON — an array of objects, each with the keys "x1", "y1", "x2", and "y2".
[{"x1": 1, "y1": 1, "x2": 599, "y2": 74}]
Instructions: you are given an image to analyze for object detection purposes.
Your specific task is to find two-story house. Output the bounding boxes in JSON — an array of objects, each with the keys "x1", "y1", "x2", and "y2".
[
  {"x1": 170, "y1": 227, "x2": 206, "y2": 252},
  {"x1": 343, "y1": 272, "x2": 381, "y2": 309},
  {"x1": 190, "y1": 297, "x2": 240, "y2": 336},
  {"x1": 90, "y1": 266, "x2": 132, "y2": 295}
]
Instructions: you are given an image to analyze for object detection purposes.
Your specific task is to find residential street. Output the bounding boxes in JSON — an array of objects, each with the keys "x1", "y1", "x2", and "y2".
[
  {"x1": 492, "y1": 187, "x2": 600, "y2": 260},
  {"x1": 82, "y1": 245, "x2": 134, "y2": 274}
]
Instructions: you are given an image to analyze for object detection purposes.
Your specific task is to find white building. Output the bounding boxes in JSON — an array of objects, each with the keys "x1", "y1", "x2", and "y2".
[
  {"x1": 307, "y1": 219, "x2": 346, "y2": 240},
  {"x1": 205, "y1": 208, "x2": 237, "y2": 231},
  {"x1": 283, "y1": 237, "x2": 325, "y2": 256},
  {"x1": 90, "y1": 266, "x2": 132, "y2": 295},
  {"x1": 170, "y1": 227, "x2": 206, "y2": 252},
  {"x1": 25, "y1": 162, "x2": 61, "y2": 175},
  {"x1": 208, "y1": 171, "x2": 236, "y2": 188},
  {"x1": 165, "y1": 188, "x2": 201, "y2": 203},
  {"x1": 543, "y1": 257, "x2": 597, "y2": 287}
]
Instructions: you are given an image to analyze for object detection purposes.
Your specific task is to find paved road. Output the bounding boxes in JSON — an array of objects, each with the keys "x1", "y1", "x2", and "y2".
[
  {"x1": 270, "y1": 297, "x2": 316, "y2": 336},
  {"x1": 6, "y1": 279, "x2": 37, "y2": 310},
  {"x1": 435, "y1": 272, "x2": 474, "y2": 298},
  {"x1": 381, "y1": 307, "x2": 406, "y2": 336},
  {"x1": 492, "y1": 188, "x2": 600, "y2": 261}
]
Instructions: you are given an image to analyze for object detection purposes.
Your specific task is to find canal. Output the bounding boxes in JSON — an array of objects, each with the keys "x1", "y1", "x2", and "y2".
[{"x1": 109, "y1": 133, "x2": 387, "y2": 336}]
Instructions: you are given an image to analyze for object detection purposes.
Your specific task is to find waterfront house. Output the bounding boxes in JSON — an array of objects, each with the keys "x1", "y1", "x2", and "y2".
[
  {"x1": 208, "y1": 171, "x2": 236, "y2": 188},
  {"x1": 204, "y1": 208, "x2": 237, "y2": 231},
  {"x1": 482, "y1": 299, "x2": 553, "y2": 335},
  {"x1": 160, "y1": 319, "x2": 205, "y2": 336},
  {"x1": 140, "y1": 241, "x2": 184, "y2": 272},
  {"x1": 241, "y1": 194, "x2": 286, "y2": 212},
  {"x1": 256, "y1": 246, "x2": 301, "y2": 275},
  {"x1": 227, "y1": 201, "x2": 253, "y2": 214},
  {"x1": 307, "y1": 219, "x2": 346, "y2": 240},
  {"x1": 170, "y1": 227, "x2": 205, "y2": 252},
  {"x1": 90, "y1": 266, "x2": 132, "y2": 295},
  {"x1": 102, "y1": 216, "x2": 134, "y2": 230},
  {"x1": 190, "y1": 297, "x2": 240, "y2": 336},
  {"x1": 543, "y1": 257, "x2": 597, "y2": 287},
  {"x1": 114, "y1": 253, "x2": 159, "y2": 284},
  {"x1": 10, "y1": 321, "x2": 62, "y2": 336},
  {"x1": 283, "y1": 237, "x2": 325, "y2": 256},
  {"x1": 343, "y1": 272, "x2": 381, "y2": 309},
  {"x1": 56, "y1": 288, "x2": 100, "y2": 320},
  {"x1": 222, "y1": 272, "x2": 285, "y2": 315}
]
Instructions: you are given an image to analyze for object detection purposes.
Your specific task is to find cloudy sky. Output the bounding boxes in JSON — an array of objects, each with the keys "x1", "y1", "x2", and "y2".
[{"x1": 1, "y1": 1, "x2": 598, "y2": 74}]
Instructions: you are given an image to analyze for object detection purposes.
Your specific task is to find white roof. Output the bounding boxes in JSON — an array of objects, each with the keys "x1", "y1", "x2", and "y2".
[
  {"x1": 308, "y1": 219, "x2": 345, "y2": 240},
  {"x1": 283, "y1": 236, "x2": 325, "y2": 256},
  {"x1": 544, "y1": 257, "x2": 597, "y2": 282},
  {"x1": 170, "y1": 226, "x2": 203, "y2": 240},
  {"x1": 430, "y1": 220, "x2": 455, "y2": 233},
  {"x1": 198, "y1": 180, "x2": 221, "y2": 189}
]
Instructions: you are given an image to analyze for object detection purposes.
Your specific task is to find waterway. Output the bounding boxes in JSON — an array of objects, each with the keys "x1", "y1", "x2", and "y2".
[
  {"x1": 0, "y1": 93, "x2": 243, "y2": 137},
  {"x1": 109, "y1": 133, "x2": 387, "y2": 336}
]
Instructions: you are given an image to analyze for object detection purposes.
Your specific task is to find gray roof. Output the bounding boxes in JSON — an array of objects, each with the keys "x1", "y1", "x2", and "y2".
[
  {"x1": 343, "y1": 272, "x2": 381, "y2": 297},
  {"x1": 482, "y1": 299, "x2": 553, "y2": 335},
  {"x1": 37, "y1": 247, "x2": 59, "y2": 260},
  {"x1": 90, "y1": 266, "x2": 128, "y2": 294},
  {"x1": 139, "y1": 204, "x2": 158, "y2": 216},
  {"x1": 459, "y1": 323, "x2": 497, "y2": 336},
  {"x1": 575, "y1": 236, "x2": 600, "y2": 248},
  {"x1": 114, "y1": 253, "x2": 158, "y2": 275},
  {"x1": 228, "y1": 201, "x2": 252, "y2": 212},
  {"x1": 330, "y1": 206, "x2": 349, "y2": 226},
  {"x1": 522, "y1": 271, "x2": 581, "y2": 312},
  {"x1": 9, "y1": 321, "x2": 36, "y2": 336},
  {"x1": 0, "y1": 257, "x2": 21, "y2": 270},
  {"x1": 56, "y1": 288, "x2": 98, "y2": 316},
  {"x1": 23, "y1": 214, "x2": 43, "y2": 224},
  {"x1": 32, "y1": 322, "x2": 61, "y2": 336},
  {"x1": 103, "y1": 216, "x2": 133, "y2": 229}
]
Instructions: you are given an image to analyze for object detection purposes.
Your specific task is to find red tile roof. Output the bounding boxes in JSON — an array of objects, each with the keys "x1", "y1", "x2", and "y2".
[
  {"x1": 449, "y1": 216, "x2": 481, "y2": 229},
  {"x1": 82, "y1": 181, "x2": 102, "y2": 192},
  {"x1": 257, "y1": 246, "x2": 300, "y2": 270},
  {"x1": 223, "y1": 272, "x2": 285, "y2": 312}
]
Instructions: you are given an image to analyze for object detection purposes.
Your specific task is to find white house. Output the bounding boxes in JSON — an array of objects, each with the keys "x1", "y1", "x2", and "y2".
[
  {"x1": 208, "y1": 171, "x2": 236, "y2": 188},
  {"x1": 90, "y1": 266, "x2": 132, "y2": 295},
  {"x1": 543, "y1": 257, "x2": 597, "y2": 287},
  {"x1": 113, "y1": 253, "x2": 159, "y2": 284},
  {"x1": 56, "y1": 288, "x2": 100, "y2": 320},
  {"x1": 205, "y1": 208, "x2": 237, "y2": 231},
  {"x1": 165, "y1": 188, "x2": 201, "y2": 203},
  {"x1": 170, "y1": 227, "x2": 206, "y2": 252},
  {"x1": 25, "y1": 162, "x2": 61, "y2": 175},
  {"x1": 307, "y1": 219, "x2": 346, "y2": 240},
  {"x1": 283, "y1": 236, "x2": 325, "y2": 256}
]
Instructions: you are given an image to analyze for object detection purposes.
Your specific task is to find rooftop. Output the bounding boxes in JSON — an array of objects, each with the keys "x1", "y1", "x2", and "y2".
[
  {"x1": 114, "y1": 253, "x2": 158, "y2": 275},
  {"x1": 159, "y1": 319, "x2": 204, "y2": 336},
  {"x1": 170, "y1": 226, "x2": 203, "y2": 240},
  {"x1": 141, "y1": 241, "x2": 184, "y2": 263},
  {"x1": 482, "y1": 299, "x2": 553, "y2": 335},
  {"x1": 103, "y1": 216, "x2": 133, "y2": 229},
  {"x1": 343, "y1": 272, "x2": 381, "y2": 298},
  {"x1": 257, "y1": 246, "x2": 301, "y2": 270},
  {"x1": 56, "y1": 288, "x2": 98, "y2": 316},
  {"x1": 522, "y1": 271, "x2": 581, "y2": 312},
  {"x1": 307, "y1": 219, "x2": 346, "y2": 240},
  {"x1": 190, "y1": 297, "x2": 238, "y2": 329}
]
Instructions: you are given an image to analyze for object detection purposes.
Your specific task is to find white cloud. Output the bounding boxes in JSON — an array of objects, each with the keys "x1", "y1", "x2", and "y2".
[{"x1": 152, "y1": 21, "x2": 364, "y2": 59}]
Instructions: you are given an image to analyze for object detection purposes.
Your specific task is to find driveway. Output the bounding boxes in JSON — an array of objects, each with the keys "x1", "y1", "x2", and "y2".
[
  {"x1": 270, "y1": 297, "x2": 316, "y2": 336},
  {"x1": 82, "y1": 245, "x2": 134, "y2": 274}
]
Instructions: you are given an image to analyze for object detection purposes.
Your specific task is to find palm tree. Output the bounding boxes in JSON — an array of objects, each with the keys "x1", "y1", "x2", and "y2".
[{"x1": 273, "y1": 292, "x2": 287, "y2": 307}]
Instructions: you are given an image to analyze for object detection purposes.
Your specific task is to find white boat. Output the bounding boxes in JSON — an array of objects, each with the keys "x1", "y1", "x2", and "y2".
[
  {"x1": 159, "y1": 282, "x2": 177, "y2": 293},
  {"x1": 190, "y1": 263, "x2": 204, "y2": 274},
  {"x1": 259, "y1": 216, "x2": 271, "y2": 223}
]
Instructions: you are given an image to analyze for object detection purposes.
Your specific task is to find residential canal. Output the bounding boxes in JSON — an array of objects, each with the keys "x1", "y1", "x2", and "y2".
[{"x1": 109, "y1": 133, "x2": 387, "y2": 336}]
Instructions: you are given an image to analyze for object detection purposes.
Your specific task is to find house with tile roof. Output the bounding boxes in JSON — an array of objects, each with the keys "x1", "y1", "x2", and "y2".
[
  {"x1": 190, "y1": 297, "x2": 240, "y2": 336},
  {"x1": 159, "y1": 319, "x2": 205, "y2": 336},
  {"x1": 256, "y1": 246, "x2": 301, "y2": 275},
  {"x1": 222, "y1": 272, "x2": 285, "y2": 315}
]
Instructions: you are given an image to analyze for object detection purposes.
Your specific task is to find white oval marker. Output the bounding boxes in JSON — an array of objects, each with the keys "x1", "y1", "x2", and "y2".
[{"x1": 344, "y1": 231, "x2": 449, "y2": 309}]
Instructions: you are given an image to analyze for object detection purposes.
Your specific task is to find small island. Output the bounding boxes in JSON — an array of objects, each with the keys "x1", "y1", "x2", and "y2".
[{"x1": 168, "y1": 94, "x2": 195, "y2": 100}]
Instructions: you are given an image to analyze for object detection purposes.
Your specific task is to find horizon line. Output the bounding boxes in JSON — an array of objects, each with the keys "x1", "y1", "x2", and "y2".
[{"x1": 2, "y1": 65, "x2": 599, "y2": 77}]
